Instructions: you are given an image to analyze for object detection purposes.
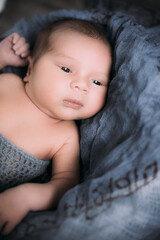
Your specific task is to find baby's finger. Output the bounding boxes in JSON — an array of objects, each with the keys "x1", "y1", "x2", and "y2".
[
  {"x1": 12, "y1": 37, "x2": 26, "y2": 52},
  {"x1": 0, "y1": 221, "x2": 8, "y2": 235},
  {"x1": 11, "y1": 32, "x2": 21, "y2": 44},
  {"x1": 1, "y1": 221, "x2": 15, "y2": 235},
  {"x1": 20, "y1": 49, "x2": 30, "y2": 58},
  {"x1": 0, "y1": 216, "x2": 7, "y2": 235},
  {"x1": 13, "y1": 43, "x2": 30, "y2": 56}
]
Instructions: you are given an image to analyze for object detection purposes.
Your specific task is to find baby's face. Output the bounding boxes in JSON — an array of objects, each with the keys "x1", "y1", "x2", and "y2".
[{"x1": 25, "y1": 30, "x2": 112, "y2": 121}]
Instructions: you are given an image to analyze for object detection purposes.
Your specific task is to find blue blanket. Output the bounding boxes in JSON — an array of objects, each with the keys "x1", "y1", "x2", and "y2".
[{"x1": 1, "y1": 6, "x2": 160, "y2": 240}]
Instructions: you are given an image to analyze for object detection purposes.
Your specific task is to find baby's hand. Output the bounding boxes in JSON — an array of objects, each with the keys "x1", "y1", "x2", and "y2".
[
  {"x1": 0, "y1": 32, "x2": 30, "y2": 68},
  {"x1": 11, "y1": 33, "x2": 30, "y2": 60},
  {"x1": 0, "y1": 185, "x2": 31, "y2": 235}
]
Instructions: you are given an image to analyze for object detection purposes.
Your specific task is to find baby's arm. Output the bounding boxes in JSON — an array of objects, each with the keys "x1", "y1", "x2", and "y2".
[
  {"x1": 25, "y1": 126, "x2": 80, "y2": 211},
  {"x1": 0, "y1": 32, "x2": 30, "y2": 69},
  {"x1": 0, "y1": 124, "x2": 79, "y2": 235}
]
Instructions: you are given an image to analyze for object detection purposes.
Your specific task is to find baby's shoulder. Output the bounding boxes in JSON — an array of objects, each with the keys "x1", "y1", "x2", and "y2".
[
  {"x1": 57, "y1": 120, "x2": 79, "y2": 143},
  {"x1": 48, "y1": 120, "x2": 79, "y2": 158},
  {"x1": 0, "y1": 73, "x2": 23, "y2": 87},
  {"x1": 0, "y1": 73, "x2": 23, "y2": 94}
]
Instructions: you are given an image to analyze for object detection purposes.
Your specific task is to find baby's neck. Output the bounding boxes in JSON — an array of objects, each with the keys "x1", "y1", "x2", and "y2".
[{"x1": 24, "y1": 82, "x2": 61, "y2": 124}]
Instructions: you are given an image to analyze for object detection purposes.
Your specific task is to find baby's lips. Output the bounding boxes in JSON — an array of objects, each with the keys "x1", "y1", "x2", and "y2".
[{"x1": 63, "y1": 99, "x2": 83, "y2": 110}]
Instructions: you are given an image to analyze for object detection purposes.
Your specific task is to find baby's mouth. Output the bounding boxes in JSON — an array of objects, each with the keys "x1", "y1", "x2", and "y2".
[{"x1": 63, "y1": 99, "x2": 83, "y2": 110}]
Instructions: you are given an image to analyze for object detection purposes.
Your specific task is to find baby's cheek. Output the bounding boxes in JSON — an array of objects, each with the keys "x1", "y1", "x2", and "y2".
[
  {"x1": 97, "y1": 91, "x2": 107, "y2": 107},
  {"x1": 88, "y1": 99, "x2": 104, "y2": 117}
]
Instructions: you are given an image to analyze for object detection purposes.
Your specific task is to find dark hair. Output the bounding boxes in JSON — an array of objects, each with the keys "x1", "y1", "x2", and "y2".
[{"x1": 32, "y1": 18, "x2": 110, "y2": 64}]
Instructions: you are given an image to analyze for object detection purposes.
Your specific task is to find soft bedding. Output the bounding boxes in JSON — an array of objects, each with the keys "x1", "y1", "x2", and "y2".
[{"x1": 0, "y1": 3, "x2": 160, "y2": 240}]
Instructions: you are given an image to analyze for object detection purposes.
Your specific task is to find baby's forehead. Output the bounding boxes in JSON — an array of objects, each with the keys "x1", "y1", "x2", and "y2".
[
  {"x1": 50, "y1": 29, "x2": 112, "y2": 62},
  {"x1": 51, "y1": 28, "x2": 110, "y2": 48}
]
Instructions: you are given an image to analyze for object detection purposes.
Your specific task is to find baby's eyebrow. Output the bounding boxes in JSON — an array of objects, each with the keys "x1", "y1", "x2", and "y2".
[
  {"x1": 54, "y1": 53, "x2": 79, "y2": 62},
  {"x1": 92, "y1": 71, "x2": 108, "y2": 79},
  {"x1": 55, "y1": 53, "x2": 83, "y2": 63}
]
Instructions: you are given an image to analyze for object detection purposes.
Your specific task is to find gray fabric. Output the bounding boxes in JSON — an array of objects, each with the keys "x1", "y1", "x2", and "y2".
[
  {"x1": 0, "y1": 134, "x2": 50, "y2": 192},
  {"x1": 0, "y1": 6, "x2": 160, "y2": 240}
]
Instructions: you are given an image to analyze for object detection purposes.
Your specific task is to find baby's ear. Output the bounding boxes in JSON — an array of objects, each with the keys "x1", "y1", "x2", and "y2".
[{"x1": 24, "y1": 56, "x2": 33, "y2": 82}]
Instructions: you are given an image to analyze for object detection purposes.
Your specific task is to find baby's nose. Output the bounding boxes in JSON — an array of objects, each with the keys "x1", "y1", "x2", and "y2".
[{"x1": 70, "y1": 79, "x2": 88, "y2": 93}]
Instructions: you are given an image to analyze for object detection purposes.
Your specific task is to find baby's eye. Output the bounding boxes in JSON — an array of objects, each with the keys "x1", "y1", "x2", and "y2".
[
  {"x1": 61, "y1": 66, "x2": 71, "y2": 73},
  {"x1": 92, "y1": 80, "x2": 102, "y2": 86}
]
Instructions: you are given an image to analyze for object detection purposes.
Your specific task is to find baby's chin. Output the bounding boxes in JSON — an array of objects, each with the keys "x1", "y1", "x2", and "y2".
[{"x1": 52, "y1": 108, "x2": 100, "y2": 121}]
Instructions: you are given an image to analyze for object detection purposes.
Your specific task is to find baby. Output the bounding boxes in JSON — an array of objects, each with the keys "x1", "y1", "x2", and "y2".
[{"x1": 0, "y1": 19, "x2": 112, "y2": 235}]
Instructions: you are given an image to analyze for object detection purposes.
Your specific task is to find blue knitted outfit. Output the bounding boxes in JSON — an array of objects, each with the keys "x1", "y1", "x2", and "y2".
[{"x1": 0, "y1": 134, "x2": 51, "y2": 192}]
